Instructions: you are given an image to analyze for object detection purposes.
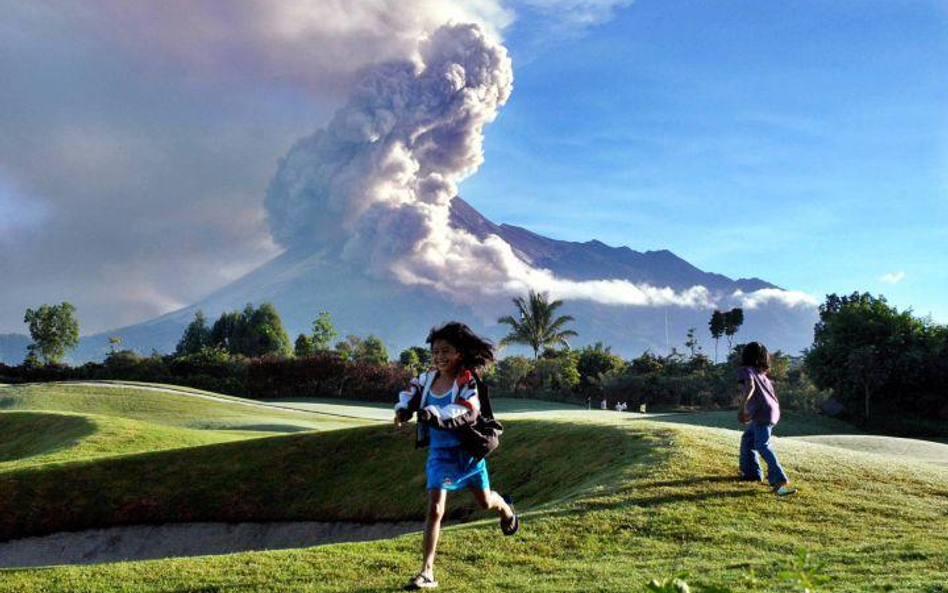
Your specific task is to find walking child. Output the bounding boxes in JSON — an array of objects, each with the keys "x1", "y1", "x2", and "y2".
[
  {"x1": 395, "y1": 321, "x2": 519, "y2": 590},
  {"x1": 737, "y1": 341, "x2": 797, "y2": 496}
]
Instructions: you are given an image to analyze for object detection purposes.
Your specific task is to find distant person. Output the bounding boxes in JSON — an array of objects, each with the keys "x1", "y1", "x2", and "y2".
[
  {"x1": 737, "y1": 341, "x2": 797, "y2": 496},
  {"x1": 394, "y1": 322, "x2": 518, "y2": 590},
  {"x1": 600, "y1": 398, "x2": 607, "y2": 410}
]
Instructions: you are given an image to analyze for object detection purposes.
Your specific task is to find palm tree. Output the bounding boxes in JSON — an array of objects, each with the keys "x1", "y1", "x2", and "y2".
[{"x1": 498, "y1": 290, "x2": 578, "y2": 359}]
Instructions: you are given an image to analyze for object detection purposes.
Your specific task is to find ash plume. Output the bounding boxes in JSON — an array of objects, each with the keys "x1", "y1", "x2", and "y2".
[{"x1": 265, "y1": 22, "x2": 809, "y2": 311}]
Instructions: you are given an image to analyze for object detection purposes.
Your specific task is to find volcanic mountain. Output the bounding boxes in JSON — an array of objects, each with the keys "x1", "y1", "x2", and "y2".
[{"x1": 62, "y1": 197, "x2": 815, "y2": 363}]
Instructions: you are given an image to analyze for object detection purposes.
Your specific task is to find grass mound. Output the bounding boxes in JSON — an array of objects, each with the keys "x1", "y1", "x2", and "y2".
[
  {"x1": 2, "y1": 417, "x2": 946, "y2": 592},
  {"x1": 0, "y1": 412, "x2": 95, "y2": 465},
  {"x1": 0, "y1": 383, "x2": 369, "y2": 433},
  {"x1": 0, "y1": 419, "x2": 645, "y2": 543},
  {"x1": 0, "y1": 411, "x2": 256, "y2": 471},
  {"x1": 2, "y1": 384, "x2": 946, "y2": 592}
]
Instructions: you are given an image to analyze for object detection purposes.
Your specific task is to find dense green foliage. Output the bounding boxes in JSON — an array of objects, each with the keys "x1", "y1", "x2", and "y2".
[
  {"x1": 334, "y1": 334, "x2": 390, "y2": 365},
  {"x1": 208, "y1": 303, "x2": 293, "y2": 358},
  {"x1": 23, "y1": 302, "x2": 79, "y2": 364},
  {"x1": 805, "y1": 292, "x2": 948, "y2": 435},
  {"x1": 295, "y1": 312, "x2": 338, "y2": 357},
  {"x1": 175, "y1": 311, "x2": 211, "y2": 356},
  {"x1": 0, "y1": 350, "x2": 410, "y2": 402},
  {"x1": 485, "y1": 344, "x2": 827, "y2": 414},
  {"x1": 398, "y1": 346, "x2": 431, "y2": 375}
]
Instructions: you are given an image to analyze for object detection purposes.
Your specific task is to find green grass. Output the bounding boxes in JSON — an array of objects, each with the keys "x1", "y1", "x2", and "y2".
[
  {"x1": 1, "y1": 385, "x2": 947, "y2": 592},
  {"x1": 0, "y1": 418, "x2": 641, "y2": 542},
  {"x1": 266, "y1": 396, "x2": 585, "y2": 422},
  {"x1": 641, "y1": 409, "x2": 862, "y2": 437},
  {"x1": 0, "y1": 411, "x2": 255, "y2": 471},
  {"x1": 0, "y1": 383, "x2": 372, "y2": 432}
]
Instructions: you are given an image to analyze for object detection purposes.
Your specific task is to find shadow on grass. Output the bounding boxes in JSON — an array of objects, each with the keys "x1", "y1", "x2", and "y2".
[{"x1": 0, "y1": 412, "x2": 97, "y2": 464}]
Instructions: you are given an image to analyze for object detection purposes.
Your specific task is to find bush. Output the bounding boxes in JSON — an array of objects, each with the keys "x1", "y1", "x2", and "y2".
[{"x1": 490, "y1": 355, "x2": 534, "y2": 395}]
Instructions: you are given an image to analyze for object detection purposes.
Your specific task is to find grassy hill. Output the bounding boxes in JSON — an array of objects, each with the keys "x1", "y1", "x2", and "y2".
[
  {"x1": 0, "y1": 382, "x2": 371, "y2": 433},
  {"x1": 0, "y1": 383, "x2": 946, "y2": 592}
]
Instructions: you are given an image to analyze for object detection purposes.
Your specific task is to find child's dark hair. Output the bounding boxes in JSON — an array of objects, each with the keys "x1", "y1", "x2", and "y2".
[
  {"x1": 741, "y1": 341, "x2": 770, "y2": 371},
  {"x1": 426, "y1": 321, "x2": 495, "y2": 369}
]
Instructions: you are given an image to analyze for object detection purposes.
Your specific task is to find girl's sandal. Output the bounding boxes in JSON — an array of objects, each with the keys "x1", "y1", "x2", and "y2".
[
  {"x1": 404, "y1": 573, "x2": 438, "y2": 590},
  {"x1": 501, "y1": 494, "x2": 520, "y2": 536}
]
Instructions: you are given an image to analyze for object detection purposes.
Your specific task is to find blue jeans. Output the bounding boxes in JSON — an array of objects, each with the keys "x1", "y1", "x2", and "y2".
[{"x1": 740, "y1": 422, "x2": 788, "y2": 487}]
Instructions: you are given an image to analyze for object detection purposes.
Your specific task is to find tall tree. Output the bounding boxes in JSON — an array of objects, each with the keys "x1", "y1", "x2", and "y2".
[
  {"x1": 310, "y1": 311, "x2": 338, "y2": 351},
  {"x1": 210, "y1": 311, "x2": 241, "y2": 352},
  {"x1": 208, "y1": 303, "x2": 291, "y2": 357},
  {"x1": 295, "y1": 334, "x2": 315, "y2": 357},
  {"x1": 399, "y1": 346, "x2": 431, "y2": 375},
  {"x1": 709, "y1": 310, "x2": 726, "y2": 363},
  {"x1": 245, "y1": 302, "x2": 292, "y2": 357},
  {"x1": 684, "y1": 327, "x2": 700, "y2": 358},
  {"x1": 108, "y1": 336, "x2": 123, "y2": 355},
  {"x1": 357, "y1": 335, "x2": 389, "y2": 365},
  {"x1": 724, "y1": 307, "x2": 744, "y2": 349},
  {"x1": 805, "y1": 292, "x2": 924, "y2": 422},
  {"x1": 498, "y1": 290, "x2": 578, "y2": 359},
  {"x1": 23, "y1": 302, "x2": 80, "y2": 364},
  {"x1": 176, "y1": 310, "x2": 211, "y2": 356}
]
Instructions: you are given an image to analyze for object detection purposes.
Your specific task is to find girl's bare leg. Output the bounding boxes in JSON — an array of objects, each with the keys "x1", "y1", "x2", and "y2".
[
  {"x1": 421, "y1": 489, "x2": 447, "y2": 577},
  {"x1": 472, "y1": 488, "x2": 514, "y2": 520}
]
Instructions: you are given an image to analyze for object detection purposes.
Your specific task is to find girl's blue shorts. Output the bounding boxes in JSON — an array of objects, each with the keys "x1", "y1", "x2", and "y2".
[{"x1": 426, "y1": 446, "x2": 490, "y2": 491}]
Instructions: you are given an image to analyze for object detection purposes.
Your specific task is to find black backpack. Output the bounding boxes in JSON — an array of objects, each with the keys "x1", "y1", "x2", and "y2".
[{"x1": 455, "y1": 371, "x2": 503, "y2": 461}]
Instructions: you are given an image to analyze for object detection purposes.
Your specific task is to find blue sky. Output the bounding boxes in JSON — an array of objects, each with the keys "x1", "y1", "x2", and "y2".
[{"x1": 463, "y1": 0, "x2": 948, "y2": 321}]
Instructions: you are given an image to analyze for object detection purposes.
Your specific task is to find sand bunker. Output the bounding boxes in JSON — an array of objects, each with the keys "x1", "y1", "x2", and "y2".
[{"x1": 0, "y1": 521, "x2": 425, "y2": 568}]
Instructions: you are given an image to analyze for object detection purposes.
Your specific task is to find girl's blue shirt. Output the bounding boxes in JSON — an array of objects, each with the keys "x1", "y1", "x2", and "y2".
[{"x1": 427, "y1": 388, "x2": 462, "y2": 449}]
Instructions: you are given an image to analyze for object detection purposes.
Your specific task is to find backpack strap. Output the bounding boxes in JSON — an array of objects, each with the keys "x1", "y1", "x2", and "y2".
[{"x1": 472, "y1": 370, "x2": 494, "y2": 420}]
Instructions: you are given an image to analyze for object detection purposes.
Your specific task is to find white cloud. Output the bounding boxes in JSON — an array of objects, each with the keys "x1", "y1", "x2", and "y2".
[
  {"x1": 732, "y1": 288, "x2": 819, "y2": 310},
  {"x1": 880, "y1": 271, "x2": 905, "y2": 284}
]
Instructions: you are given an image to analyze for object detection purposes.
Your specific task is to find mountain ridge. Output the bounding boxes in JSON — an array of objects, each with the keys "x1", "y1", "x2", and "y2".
[{"x1": 56, "y1": 197, "x2": 816, "y2": 363}]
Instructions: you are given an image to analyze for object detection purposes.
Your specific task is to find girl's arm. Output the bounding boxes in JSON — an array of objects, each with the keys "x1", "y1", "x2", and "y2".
[
  {"x1": 395, "y1": 372, "x2": 427, "y2": 420},
  {"x1": 739, "y1": 373, "x2": 757, "y2": 410}
]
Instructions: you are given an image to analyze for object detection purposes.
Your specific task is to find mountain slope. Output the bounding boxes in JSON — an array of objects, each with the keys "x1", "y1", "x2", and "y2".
[{"x1": 72, "y1": 198, "x2": 816, "y2": 361}]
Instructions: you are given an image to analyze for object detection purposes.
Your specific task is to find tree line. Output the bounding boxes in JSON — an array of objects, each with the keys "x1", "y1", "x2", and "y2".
[{"x1": 8, "y1": 289, "x2": 946, "y2": 437}]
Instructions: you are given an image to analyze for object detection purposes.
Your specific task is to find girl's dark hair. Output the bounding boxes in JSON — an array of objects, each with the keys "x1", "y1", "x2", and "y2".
[
  {"x1": 741, "y1": 341, "x2": 770, "y2": 371},
  {"x1": 426, "y1": 321, "x2": 495, "y2": 369}
]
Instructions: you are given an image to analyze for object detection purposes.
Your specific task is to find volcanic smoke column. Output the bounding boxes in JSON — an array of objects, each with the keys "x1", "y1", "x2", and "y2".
[
  {"x1": 266, "y1": 23, "x2": 512, "y2": 279},
  {"x1": 265, "y1": 22, "x2": 716, "y2": 309}
]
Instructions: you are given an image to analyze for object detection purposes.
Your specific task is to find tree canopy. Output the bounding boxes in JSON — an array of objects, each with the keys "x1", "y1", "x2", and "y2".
[
  {"x1": 205, "y1": 303, "x2": 292, "y2": 358},
  {"x1": 805, "y1": 292, "x2": 945, "y2": 424},
  {"x1": 498, "y1": 290, "x2": 578, "y2": 359},
  {"x1": 23, "y1": 302, "x2": 79, "y2": 364}
]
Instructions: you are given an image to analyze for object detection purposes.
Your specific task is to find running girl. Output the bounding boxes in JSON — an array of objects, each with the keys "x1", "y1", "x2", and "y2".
[{"x1": 395, "y1": 321, "x2": 518, "y2": 590}]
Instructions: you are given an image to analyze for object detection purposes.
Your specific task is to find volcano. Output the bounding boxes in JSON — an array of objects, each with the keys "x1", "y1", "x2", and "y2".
[{"x1": 70, "y1": 197, "x2": 816, "y2": 362}]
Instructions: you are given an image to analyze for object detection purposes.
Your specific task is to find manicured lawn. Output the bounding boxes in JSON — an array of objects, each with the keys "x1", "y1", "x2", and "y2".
[
  {"x1": 0, "y1": 383, "x2": 370, "y2": 432},
  {"x1": 0, "y1": 411, "x2": 258, "y2": 471},
  {"x1": 1, "y1": 384, "x2": 946, "y2": 592}
]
